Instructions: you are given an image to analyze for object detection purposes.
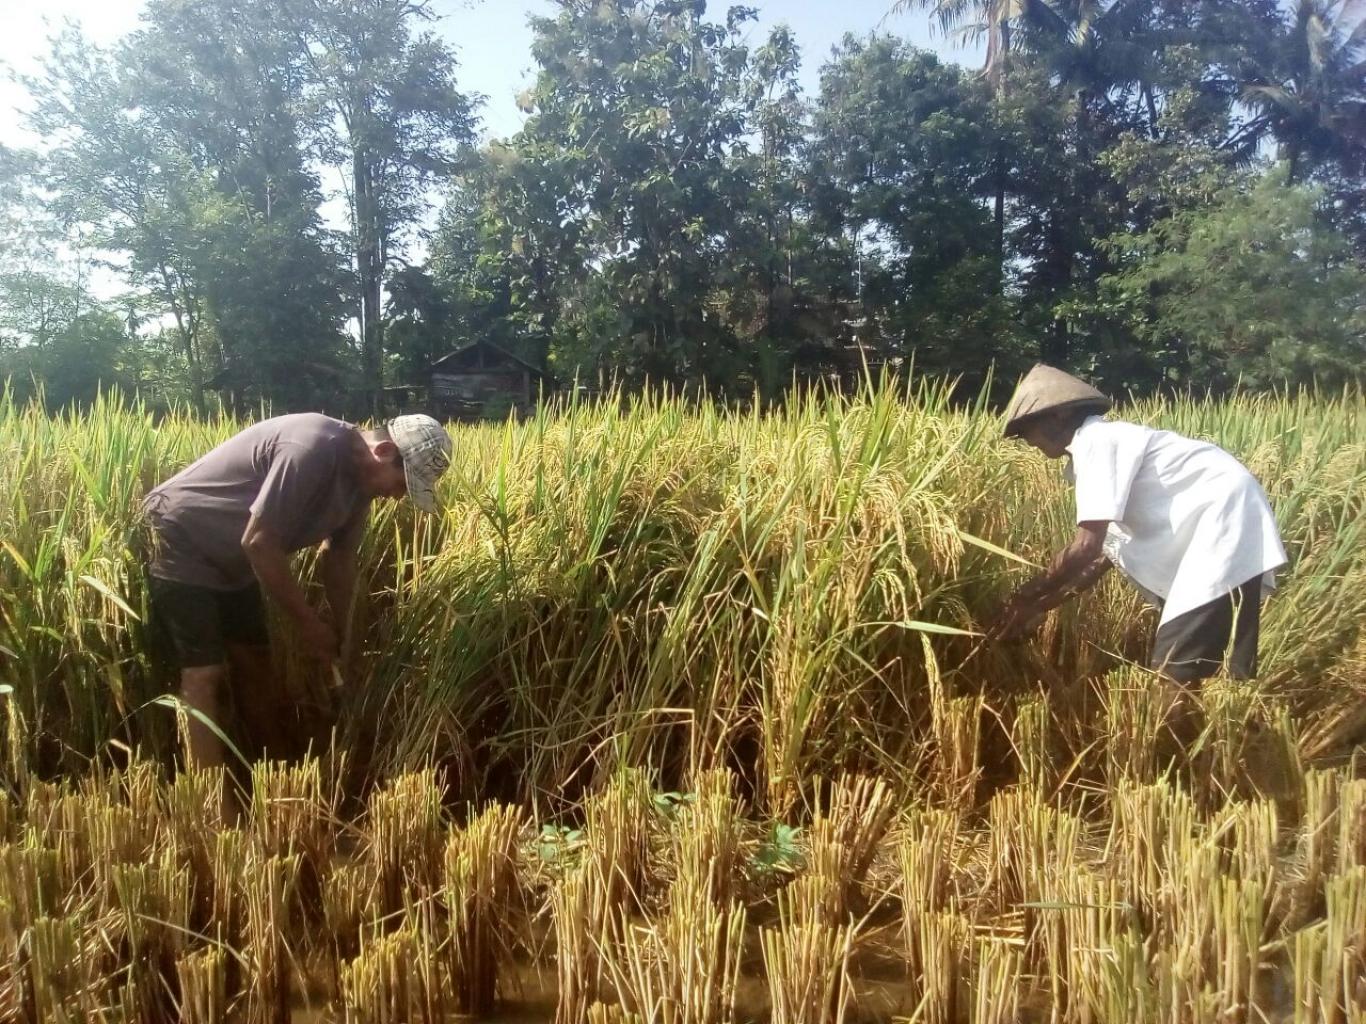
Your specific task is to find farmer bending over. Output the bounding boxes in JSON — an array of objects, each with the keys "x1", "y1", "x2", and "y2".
[
  {"x1": 990, "y1": 365, "x2": 1286, "y2": 685},
  {"x1": 141, "y1": 413, "x2": 452, "y2": 769}
]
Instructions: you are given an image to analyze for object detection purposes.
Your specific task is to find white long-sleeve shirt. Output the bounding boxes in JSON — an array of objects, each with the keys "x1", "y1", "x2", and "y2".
[{"x1": 1065, "y1": 417, "x2": 1287, "y2": 625}]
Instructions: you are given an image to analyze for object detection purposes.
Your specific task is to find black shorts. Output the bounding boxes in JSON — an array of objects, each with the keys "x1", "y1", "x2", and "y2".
[
  {"x1": 147, "y1": 575, "x2": 270, "y2": 668},
  {"x1": 1149, "y1": 577, "x2": 1262, "y2": 685}
]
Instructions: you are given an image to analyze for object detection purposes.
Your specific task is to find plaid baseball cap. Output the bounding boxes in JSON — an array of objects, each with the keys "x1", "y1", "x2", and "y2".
[{"x1": 387, "y1": 414, "x2": 452, "y2": 514}]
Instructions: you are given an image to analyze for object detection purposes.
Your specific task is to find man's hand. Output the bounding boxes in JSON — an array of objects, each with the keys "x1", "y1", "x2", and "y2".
[
  {"x1": 296, "y1": 610, "x2": 339, "y2": 662},
  {"x1": 984, "y1": 524, "x2": 1113, "y2": 642}
]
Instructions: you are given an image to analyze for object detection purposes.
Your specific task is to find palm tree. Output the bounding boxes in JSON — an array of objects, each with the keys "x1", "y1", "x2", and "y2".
[
  {"x1": 891, "y1": 0, "x2": 1161, "y2": 360},
  {"x1": 888, "y1": 1, "x2": 1028, "y2": 285},
  {"x1": 890, "y1": 0, "x2": 1024, "y2": 84},
  {"x1": 1241, "y1": 0, "x2": 1366, "y2": 184}
]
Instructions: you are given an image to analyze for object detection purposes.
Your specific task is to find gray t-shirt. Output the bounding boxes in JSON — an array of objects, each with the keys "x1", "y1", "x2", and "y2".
[{"x1": 142, "y1": 413, "x2": 369, "y2": 590}]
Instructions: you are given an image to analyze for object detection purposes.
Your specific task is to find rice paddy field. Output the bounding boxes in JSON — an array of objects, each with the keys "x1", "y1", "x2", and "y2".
[{"x1": 1, "y1": 382, "x2": 1364, "y2": 1023}]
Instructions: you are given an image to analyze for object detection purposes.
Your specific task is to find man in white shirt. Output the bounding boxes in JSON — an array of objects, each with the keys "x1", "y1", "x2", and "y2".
[{"x1": 990, "y1": 365, "x2": 1287, "y2": 684}]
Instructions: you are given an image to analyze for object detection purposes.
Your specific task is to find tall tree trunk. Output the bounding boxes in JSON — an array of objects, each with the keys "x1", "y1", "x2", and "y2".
[
  {"x1": 353, "y1": 147, "x2": 383, "y2": 415},
  {"x1": 992, "y1": 21, "x2": 1011, "y2": 293},
  {"x1": 159, "y1": 262, "x2": 206, "y2": 415},
  {"x1": 993, "y1": 149, "x2": 1006, "y2": 293},
  {"x1": 1041, "y1": 89, "x2": 1091, "y2": 366},
  {"x1": 531, "y1": 257, "x2": 556, "y2": 373}
]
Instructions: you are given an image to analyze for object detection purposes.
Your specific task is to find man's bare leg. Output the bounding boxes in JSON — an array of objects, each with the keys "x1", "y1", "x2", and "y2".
[
  {"x1": 227, "y1": 643, "x2": 290, "y2": 761},
  {"x1": 179, "y1": 664, "x2": 228, "y2": 770}
]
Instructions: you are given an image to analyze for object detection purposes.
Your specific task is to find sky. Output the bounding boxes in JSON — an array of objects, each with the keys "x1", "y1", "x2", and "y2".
[{"x1": 0, "y1": 0, "x2": 982, "y2": 150}]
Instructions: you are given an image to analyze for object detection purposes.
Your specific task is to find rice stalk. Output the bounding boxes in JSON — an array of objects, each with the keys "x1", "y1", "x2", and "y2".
[
  {"x1": 1290, "y1": 768, "x2": 1343, "y2": 929},
  {"x1": 1337, "y1": 779, "x2": 1365, "y2": 874},
  {"x1": 552, "y1": 860, "x2": 614, "y2": 1024},
  {"x1": 1209, "y1": 874, "x2": 1265, "y2": 1021},
  {"x1": 0, "y1": 842, "x2": 63, "y2": 928},
  {"x1": 340, "y1": 920, "x2": 445, "y2": 1024},
  {"x1": 176, "y1": 946, "x2": 229, "y2": 1024},
  {"x1": 323, "y1": 860, "x2": 375, "y2": 969},
  {"x1": 811, "y1": 774, "x2": 899, "y2": 889},
  {"x1": 1107, "y1": 779, "x2": 1198, "y2": 932},
  {"x1": 2, "y1": 687, "x2": 29, "y2": 795},
  {"x1": 249, "y1": 759, "x2": 329, "y2": 870},
  {"x1": 969, "y1": 937, "x2": 1021, "y2": 1024},
  {"x1": 444, "y1": 801, "x2": 525, "y2": 1015},
  {"x1": 164, "y1": 767, "x2": 228, "y2": 918},
  {"x1": 24, "y1": 915, "x2": 102, "y2": 1024},
  {"x1": 108, "y1": 848, "x2": 192, "y2": 1010},
  {"x1": 1291, "y1": 922, "x2": 1329, "y2": 1024},
  {"x1": 672, "y1": 768, "x2": 744, "y2": 906},
  {"x1": 760, "y1": 875, "x2": 856, "y2": 1024},
  {"x1": 1217, "y1": 797, "x2": 1283, "y2": 930},
  {"x1": 117, "y1": 760, "x2": 164, "y2": 829},
  {"x1": 241, "y1": 852, "x2": 299, "y2": 1024},
  {"x1": 1193, "y1": 680, "x2": 1261, "y2": 809},
  {"x1": 208, "y1": 828, "x2": 248, "y2": 948},
  {"x1": 982, "y1": 790, "x2": 1084, "y2": 1014},
  {"x1": 0, "y1": 900, "x2": 21, "y2": 1022},
  {"x1": 586, "y1": 1002, "x2": 639, "y2": 1024},
  {"x1": 1011, "y1": 696, "x2": 1051, "y2": 794},
  {"x1": 806, "y1": 773, "x2": 899, "y2": 922},
  {"x1": 1051, "y1": 867, "x2": 1153, "y2": 1024},
  {"x1": 1320, "y1": 867, "x2": 1366, "y2": 1023},
  {"x1": 602, "y1": 876, "x2": 747, "y2": 1024},
  {"x1": 933, "y1": 695, "x2": 982, "y2": 812},
  {"x1": 1102, "y1": 667, "x2": 1165, "y2": 787},
  {"x1": 986, "y1": 787, "x2": 1080, "y2": 935},
  {"x1": 905, "y1": 908, "x2": 972, "y2": 1024},
  {"x1": 85, "y1": 801, "x2": 151, "y2": 910},
  {"x1": 583, "y1": 768, "x2": 653, "y2": 907},
  {"x1": 897, "y1": 806, "x2": 960, "y2": 921},
  {"x1": 366, "y1": 768, "x2": 447, "y2": 913},
  {"x1": 1152, "y1": 832, "x2": 1224, "y2": 1016}
]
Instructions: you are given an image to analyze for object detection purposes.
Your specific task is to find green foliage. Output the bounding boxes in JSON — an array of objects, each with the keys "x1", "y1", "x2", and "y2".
[
  {"x1": 503, "y1": 0, "x2": 763, "y2": 385},
  {"x1": 0, "y1": 312, "x2": 135, "y2": 409},
  {"x1": 1083, "y1": 169, "x2": 1366, "y2": 388},
  {"x1": 753, "y1": 822, "x2": 803, "y2": 877},
  {"x1": 281, "y1": 0, "x2": 477, "y2": 407},
  {"x1": 535, "y1": 823, "x2": 587, "y2": 871},
  {"x1": 4, "y1": 0, "x2": 1366, "y2": 399},
  {"x1": 807, "y1": 36, "x2": 1024, "y2": 386}
]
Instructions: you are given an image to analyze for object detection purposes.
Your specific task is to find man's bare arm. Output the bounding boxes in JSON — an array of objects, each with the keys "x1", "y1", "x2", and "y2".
[
  {"x1": 990, "y1": 522, "x2": 1112, "y2": 638},
  {"x1": 242, "y1": 515, "x2": 336, "y2": 660},
  {"x1": 319, "y1": 509, "x2": 366, "y2": 653}
]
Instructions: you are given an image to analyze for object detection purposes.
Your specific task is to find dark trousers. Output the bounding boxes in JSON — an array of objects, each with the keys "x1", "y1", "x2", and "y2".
[{"x1": 1149, "y1": 577, "x2": 1262, "y2": 684}]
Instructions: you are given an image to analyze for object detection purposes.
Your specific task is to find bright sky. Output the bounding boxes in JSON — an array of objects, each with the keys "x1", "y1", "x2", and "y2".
[{"x1": 0, "y1": 0, "x2": 978, "y2": 150}]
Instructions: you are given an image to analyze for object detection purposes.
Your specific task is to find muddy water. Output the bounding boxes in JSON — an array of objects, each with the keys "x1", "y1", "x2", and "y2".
[{"x1": 290, "y1": 960, "x2": 927, "y2": 1022}]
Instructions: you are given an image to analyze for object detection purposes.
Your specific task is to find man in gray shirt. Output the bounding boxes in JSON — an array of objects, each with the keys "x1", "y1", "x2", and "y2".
[{"x1": 142, "y1": 412, "x2": 452, "y2": 769}]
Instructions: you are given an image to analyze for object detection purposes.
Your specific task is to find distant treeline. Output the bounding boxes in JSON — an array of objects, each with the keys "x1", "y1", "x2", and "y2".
[{"x1": 1, "y1": 0, "x2": 1363, "y2": 414}]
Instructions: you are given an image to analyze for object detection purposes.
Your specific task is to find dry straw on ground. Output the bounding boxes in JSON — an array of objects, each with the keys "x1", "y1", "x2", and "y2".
[{"x1": 0, "y1": 385, "x2": 1363, "y2": 1020}]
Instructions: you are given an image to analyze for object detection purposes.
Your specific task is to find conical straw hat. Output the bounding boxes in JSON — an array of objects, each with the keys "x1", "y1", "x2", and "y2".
[{"x1": 1002, "y1": 364, "x2": 1110, "y2": 437}]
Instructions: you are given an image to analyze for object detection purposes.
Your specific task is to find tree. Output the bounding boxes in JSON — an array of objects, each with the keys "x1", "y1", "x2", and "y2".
[
  {"x1": 278, "y1": 0, "x2": 477, "y2": 411},
  {"x1": 484, "y1": 0, "x2": 763, "y2": 387},
  {"x1": 807, "y1": 36, "x2": 1022, "y2": 386},
  {"x1": 129, "y1": 0, "x2": 353, "y2": 409},
  {"x1": 25, "y1": 3, "x2": 356, "y2": 413},
  {"x1": 1240, "y1": 0, "x2": 1366, "y2": 185},
  {"x1": 1084, "y1": 168, "x2": 1366, "y2": 388},
  {"x1": 24, "y1": 31, "x2": 217, "y2": 412},
  {"x1": 0, "y1": 310, "x2": 136, "y2": 409}
]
